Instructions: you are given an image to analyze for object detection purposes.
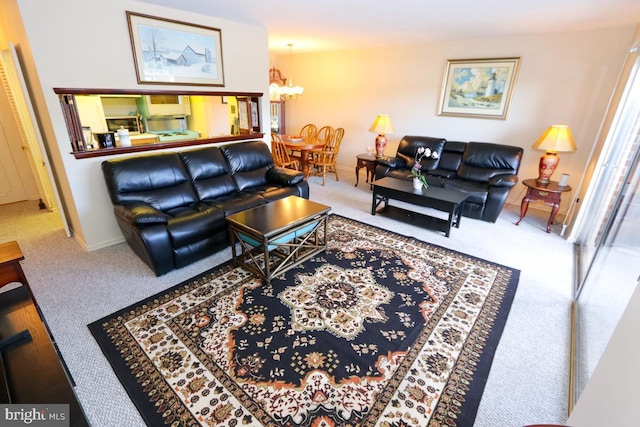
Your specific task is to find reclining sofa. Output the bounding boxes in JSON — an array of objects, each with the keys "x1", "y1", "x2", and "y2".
[
  {"x1": 102, "y1": 141, "x2": 308, "y2": 275},
  {"x1": 375, "y1": 135, "x2": 523, "y2": 222}
]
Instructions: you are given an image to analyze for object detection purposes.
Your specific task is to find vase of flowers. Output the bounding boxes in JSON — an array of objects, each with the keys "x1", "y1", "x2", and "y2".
[{"x1": 410, "y1": 146, "x2": 439, "y2": 189}]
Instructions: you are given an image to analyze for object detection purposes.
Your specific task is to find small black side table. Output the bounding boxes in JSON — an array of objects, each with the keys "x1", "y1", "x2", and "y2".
[
  {"x1": 516, "y1": 179, "x2": 572, "y2": 233},
  {"x1": 355, "y1": 153, "x2": 377, "y2": 187}
]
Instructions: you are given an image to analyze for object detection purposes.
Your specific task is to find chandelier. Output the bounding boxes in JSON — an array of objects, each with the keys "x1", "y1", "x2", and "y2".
[{"x1": 276, "y1": 44, "x2": 304, "y2": 100}]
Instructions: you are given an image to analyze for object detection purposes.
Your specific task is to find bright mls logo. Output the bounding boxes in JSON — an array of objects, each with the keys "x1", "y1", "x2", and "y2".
[{"x1": 0, "y1": 405, "x2": 69, "y2": 426}]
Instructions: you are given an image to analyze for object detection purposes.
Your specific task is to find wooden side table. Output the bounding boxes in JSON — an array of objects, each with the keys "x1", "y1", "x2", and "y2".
[
  {"x1": 355, "y1": 153, "x2": 377, "y2": 187},
  {"x1": 516, "y1": 179, "x2": 572, "y2": 233},
  {"x1": 0, "y1": 241, "x2": 37, "y2": 306}
]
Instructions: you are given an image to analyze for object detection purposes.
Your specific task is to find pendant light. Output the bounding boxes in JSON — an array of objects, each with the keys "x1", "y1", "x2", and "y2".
[{"x1": 278, "y1": 44, "x2": 304, "y2": 100}]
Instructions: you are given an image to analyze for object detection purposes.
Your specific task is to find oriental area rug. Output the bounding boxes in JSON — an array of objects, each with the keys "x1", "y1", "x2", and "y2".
[{"x1": 89, "y1": 215, "x2": 519, "y2": 427}]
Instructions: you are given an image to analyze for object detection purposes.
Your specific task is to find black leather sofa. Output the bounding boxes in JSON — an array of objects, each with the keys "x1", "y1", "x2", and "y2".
[
  {"x1": 101, "y1": 141, "x2": 309, "y2": 275},
  {"x1": 375, "y1": 135, "x2": 523, "y2": 222}
]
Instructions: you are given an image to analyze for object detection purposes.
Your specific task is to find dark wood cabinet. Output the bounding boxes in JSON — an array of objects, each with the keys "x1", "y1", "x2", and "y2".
[
  {"x1": 0, "y1": 287, "x2": 89, "y2": 426},
  {"x1": 0, "y1": 242, "x2": 88, "y2": 426}
]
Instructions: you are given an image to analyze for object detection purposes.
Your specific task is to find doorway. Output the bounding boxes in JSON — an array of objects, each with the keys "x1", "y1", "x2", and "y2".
[
  {"x1": 0, "y1": 116, "x2": 29, "y2": 205},
  {"x1": 0, "y1": 43, "x2": 69, "y2": 236}
]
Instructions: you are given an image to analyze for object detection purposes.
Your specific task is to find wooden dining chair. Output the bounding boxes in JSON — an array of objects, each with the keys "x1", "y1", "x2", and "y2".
[
  {"x1": 310, "y1": 126, "x2": 335, "y2": 159},
  {"x1": 309, "y1": 127, "x2": 344, "y2": 185},
  {"x1": 271, "y1": 133, "x2": 301, "y2": 170},
  {"x1": 299, "y1": 124, "x2": 318, "y2": 139},
  {"x1": 316, "y1": 126, "x2": 334, "y2": 148},
  {"x1": 308, "y1": 125, "x2": 334, "y2": 164},
  {"x1": 293, "y1": 124, "x2": 318, "y2": 161}
]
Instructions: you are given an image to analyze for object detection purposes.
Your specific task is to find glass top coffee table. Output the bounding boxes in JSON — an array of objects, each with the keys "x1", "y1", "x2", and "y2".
[
  {"x1": 226, "y1": 196, "x2": 331, "y2": 283},
  {"x1": 371, "y1": 177, "x2": 469, "y2": 237}
]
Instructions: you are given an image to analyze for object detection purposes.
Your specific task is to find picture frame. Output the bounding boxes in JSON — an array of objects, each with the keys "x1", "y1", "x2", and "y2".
[
  {"x1": 438, "y1": 57, "x2": 520, "y2": 119},
  {"x1": 126, "y1": 11, "x2": 225, "y2": 86}
]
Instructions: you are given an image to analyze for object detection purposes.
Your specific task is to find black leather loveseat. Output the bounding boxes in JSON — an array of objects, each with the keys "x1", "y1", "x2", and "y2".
[
  {"x1": 102, "y1": 141, "x2": 309, "y2": 275},
  {"x1": 375, "y1": 135, "x2": 523, "y2": 222}
]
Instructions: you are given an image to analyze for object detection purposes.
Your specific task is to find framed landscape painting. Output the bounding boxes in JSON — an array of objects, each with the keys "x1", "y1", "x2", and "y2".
[
  {"x1": 438, "y1": 57, "x2": 520, "y2": 119},
  {"x1": 127, "y1": 12, "x2": 225, "y2": 86}
]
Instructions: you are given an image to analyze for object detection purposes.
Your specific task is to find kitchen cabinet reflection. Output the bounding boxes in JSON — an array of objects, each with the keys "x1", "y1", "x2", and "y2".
[{"x1": 54, "y1": 89, "x2": 263, "y2": 158}]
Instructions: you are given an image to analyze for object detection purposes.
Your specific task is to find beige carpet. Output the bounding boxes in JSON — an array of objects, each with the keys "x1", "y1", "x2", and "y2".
[{"x1": 0, "y1": 172, "x2": 573, "y2": 426}]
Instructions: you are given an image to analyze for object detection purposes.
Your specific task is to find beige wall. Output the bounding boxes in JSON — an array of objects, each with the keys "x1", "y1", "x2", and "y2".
[
  {"x1": 272, "y1": 27, "x2": 637, "y2": 217},
  {"x1": 1, "y1": 0, "x2": 269, "y2": 250}
]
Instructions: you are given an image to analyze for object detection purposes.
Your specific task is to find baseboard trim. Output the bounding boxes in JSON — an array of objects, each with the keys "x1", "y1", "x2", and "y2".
[{"x1": 74, "y1": 234, "x2": 125, "y2": 252}]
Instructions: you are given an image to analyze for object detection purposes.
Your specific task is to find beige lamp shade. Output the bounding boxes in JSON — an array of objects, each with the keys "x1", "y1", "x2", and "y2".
[
  {"x1": 532, "y1": 124, "x2": 576, "y2": 184},
  {"x1": 369, "y1": 114, "x2": 395, "y2": 135},
  {"x1": 532, "y1": 125, "x2": 576, "y2": 153}
]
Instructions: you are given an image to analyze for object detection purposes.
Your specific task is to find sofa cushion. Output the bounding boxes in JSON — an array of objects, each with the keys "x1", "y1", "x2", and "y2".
[
  {"x1": 436, "y1": 141, "x2": 466, "y2": 173},
  {"x1": 205, "y1": 193, "x2": 267, "y2": 216},
  {"x1": 396, "y1": 136, "x2": 446, "y2": 171},
  {"x1": 267, "y1": 167, "x2": 305, "y2": 186},
  {"x1": 442, "y1": 179, "x2": 489, "y2": 205},
  {"x1": 221, "y1": 141, "x2": 273, "y2": 191},
  {"x1": 166, "y1": 205, "x2": 226, "y2": 248},
  {"x1": 456, "y1": 142, "x2": 523, "y2": 182},
  {"x1": 102, "y1": 153, "x2": 198, "y2": 211},
  {"x1": 180, "y1": 147, "x2": 238, "y2": 200}
]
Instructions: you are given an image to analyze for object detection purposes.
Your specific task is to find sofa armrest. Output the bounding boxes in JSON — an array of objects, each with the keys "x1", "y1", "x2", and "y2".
[
  {"x1": 489, "y1": 174, "x2": 518, "y2": 188},
  {"x1": 267, "y1": 166, "x2": 305, "y2": 186},
  {"x1": 114, "y1": 203, "x2": 168, "y2": 225},
  {"x1": 376, "y1": 156, "x2": 406, "y2": 169}
]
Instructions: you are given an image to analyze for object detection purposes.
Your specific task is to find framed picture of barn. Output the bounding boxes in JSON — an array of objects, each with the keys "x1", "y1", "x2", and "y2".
[{"x1": 127, "y1": 11, "x2": 225, "y2": 86}]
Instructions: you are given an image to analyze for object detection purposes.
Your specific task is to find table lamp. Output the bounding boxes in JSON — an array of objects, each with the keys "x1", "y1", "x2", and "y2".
[
  {"x1": 532, "y1": 124, "x2": 576, "y2": 185},
  {"x1": 369, "y1": 114, "x2": 394, "y2": 158}
]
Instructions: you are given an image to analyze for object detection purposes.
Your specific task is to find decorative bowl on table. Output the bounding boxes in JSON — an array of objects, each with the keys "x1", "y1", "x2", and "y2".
[{"x1": 281, "y1": 135, "x2": 304, "y2": 142}]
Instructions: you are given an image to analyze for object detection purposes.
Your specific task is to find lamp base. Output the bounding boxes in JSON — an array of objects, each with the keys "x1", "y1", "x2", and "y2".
[
  {"x1": 536, "y1": 152, "x2": 559, "y2": 185},
  {"x1": 375, "y1": 134, "x2": 387, "y2": 158}
]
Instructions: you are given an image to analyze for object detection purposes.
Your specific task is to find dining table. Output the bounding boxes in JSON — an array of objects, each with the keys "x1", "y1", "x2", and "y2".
[{"x1": 281, "y1": 135, "x2": 325, "y2": 178}]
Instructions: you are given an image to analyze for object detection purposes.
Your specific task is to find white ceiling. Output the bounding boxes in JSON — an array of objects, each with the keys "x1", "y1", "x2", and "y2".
[{"x1": 140, "y1": 0, "x2": 640, "y2": 53}]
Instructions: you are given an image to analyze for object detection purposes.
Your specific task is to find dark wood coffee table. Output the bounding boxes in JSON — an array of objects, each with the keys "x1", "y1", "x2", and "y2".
[
  {"x1": 227, "y1": 196, "x2": 331, "y2": 283},
  {"x1": 371, "y1": 177, "x2": 469, "y2": 237}
]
